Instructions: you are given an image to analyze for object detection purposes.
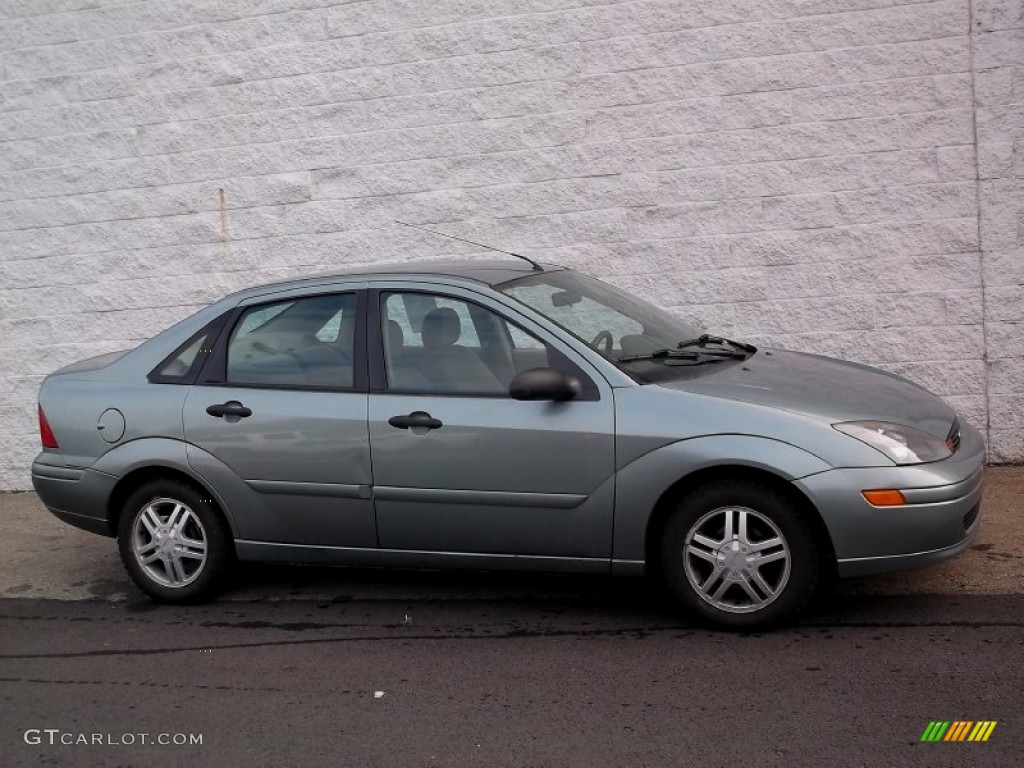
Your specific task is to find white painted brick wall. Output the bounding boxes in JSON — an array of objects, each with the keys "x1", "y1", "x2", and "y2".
[
  {"x1": 1, "y1": 0, "x2": 1021, "y2": 489},
  {"x1": 974, "y1": 0, "x2": 1024, "y2": 461}
]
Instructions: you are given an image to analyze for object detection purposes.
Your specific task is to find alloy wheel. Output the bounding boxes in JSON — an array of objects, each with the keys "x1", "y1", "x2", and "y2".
[
  {"x1": 131, "y1": 497, "x2": 208, "y2": 588},
  {"x1": 682, "y1": 505, "x2": 791, "y2": 614}
]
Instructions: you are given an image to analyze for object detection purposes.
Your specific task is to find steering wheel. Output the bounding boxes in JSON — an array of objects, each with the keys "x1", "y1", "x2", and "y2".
[{"x1": 591, "y1": 329, "x2": 614, "y2": 354}]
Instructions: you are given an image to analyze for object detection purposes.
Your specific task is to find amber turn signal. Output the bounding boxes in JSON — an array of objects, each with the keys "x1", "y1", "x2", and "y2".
[{"x1": 861, "y1": 489, "x2": 907, "y2": 506}]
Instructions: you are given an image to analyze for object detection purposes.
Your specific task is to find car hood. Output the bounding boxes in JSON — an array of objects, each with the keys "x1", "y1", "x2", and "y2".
[{"x1": 656, "y1": 349, "x2": 955, "y2": 438}]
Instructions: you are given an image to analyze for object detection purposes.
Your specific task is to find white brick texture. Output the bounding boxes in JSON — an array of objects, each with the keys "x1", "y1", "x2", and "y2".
[{"x1": 1, "y1": 0, "x2": 1021, "y2": 488}]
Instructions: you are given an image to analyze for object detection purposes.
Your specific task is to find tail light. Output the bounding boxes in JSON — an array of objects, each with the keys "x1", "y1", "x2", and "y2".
[{"x1": 39, "y1": 404, "x2": 59, "y2": 449}]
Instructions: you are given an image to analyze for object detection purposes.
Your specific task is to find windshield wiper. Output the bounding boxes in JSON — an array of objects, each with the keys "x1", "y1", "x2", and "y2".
[
  {"x1": 675, "y1": 334, "x2": 756, "y2": 356},
  {"x1": 616, "y1": 348, "x2": 699, "y2": 363},
  {"x1": 615, "y1": 348, "x2": 737, "y2": 365},
  {"x1": 615, "y1": 336, "x2": 756, "y2": 365}
]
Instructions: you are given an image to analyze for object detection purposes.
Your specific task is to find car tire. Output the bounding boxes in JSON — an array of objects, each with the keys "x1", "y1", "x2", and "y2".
[
  {"x1": 660, "y1": 479, "x2": 819, "y2": 630},
  {"x1": 117, "y1": 478, "x2": 233, "y2": 603}
]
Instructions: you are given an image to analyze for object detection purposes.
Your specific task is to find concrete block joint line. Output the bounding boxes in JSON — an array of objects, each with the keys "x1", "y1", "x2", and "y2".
[{"x1": 1, "y1": 0, "x2": 1022, "y2": 489}]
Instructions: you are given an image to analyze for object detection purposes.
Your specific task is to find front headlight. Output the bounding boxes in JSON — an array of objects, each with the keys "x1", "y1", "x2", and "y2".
[{"x1": 833, "y1": 421, "x2": 952, "y2": 465}]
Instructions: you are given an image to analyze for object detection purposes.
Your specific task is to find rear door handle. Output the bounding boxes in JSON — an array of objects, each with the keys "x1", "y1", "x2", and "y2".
[
  {"x1": 206, "y1": 401, "x2": 253, "y2": 418},
  {"x1": 388, "y1": 411, "x2": 443, "y2": 430}
]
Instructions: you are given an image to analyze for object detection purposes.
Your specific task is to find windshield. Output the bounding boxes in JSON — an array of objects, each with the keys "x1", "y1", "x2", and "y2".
[{"x1": 498, "y1": 270, "x2": 718, "y2": 379}]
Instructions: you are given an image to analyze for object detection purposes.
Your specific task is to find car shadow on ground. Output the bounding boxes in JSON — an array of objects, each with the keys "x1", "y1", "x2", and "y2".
[
  {"x1": 226, "y1": 561, "x2": 668, "y2": 611},
  {"x1": 203, "y1": 561, "x2": 1015, "y2": 632}
]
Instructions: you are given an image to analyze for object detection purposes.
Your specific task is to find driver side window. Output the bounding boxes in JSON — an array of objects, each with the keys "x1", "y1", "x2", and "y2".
[{"x1": 381, "y1": 292, "x2": 552, "y2": 395}]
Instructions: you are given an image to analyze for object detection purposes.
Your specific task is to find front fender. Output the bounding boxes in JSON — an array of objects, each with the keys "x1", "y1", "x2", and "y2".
[{"x1": 612, "y1": 434, "x2": 833, "y2": 564}]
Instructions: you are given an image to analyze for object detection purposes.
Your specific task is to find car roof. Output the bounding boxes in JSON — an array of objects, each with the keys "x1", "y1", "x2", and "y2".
[{"x1": 226, "y1": 259, "x2": 566, "y2": 300}]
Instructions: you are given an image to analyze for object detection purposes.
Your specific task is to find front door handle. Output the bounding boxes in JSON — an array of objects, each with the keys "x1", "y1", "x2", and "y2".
[
  {"x1": 206, "y1": 401, "x2": 253, "y2": 418},
  {"x1": 388, "y1": 411, "x2": 443, "y2": 430}
]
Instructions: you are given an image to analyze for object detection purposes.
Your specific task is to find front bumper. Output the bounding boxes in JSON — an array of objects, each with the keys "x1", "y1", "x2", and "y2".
[
  {"x1": 796, "y1": 421, "x2": 985, "y2": 578},
  {"x1": 31, "y1": 456, "x2": 117, "y2": 537}
]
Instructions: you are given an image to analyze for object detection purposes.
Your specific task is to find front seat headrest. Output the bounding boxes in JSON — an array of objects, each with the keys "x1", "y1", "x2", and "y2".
[{"x1": 421, "y1": 307, "x2": 461, "y2": 349}]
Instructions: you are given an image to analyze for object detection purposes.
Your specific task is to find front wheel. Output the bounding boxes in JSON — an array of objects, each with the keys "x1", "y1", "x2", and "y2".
[
  {"x1": 117, "y1": 478, "x2": 233, "y2": 603},
  {"x1": 660, "y1": 479, "x2": 820, "y2": 630}
]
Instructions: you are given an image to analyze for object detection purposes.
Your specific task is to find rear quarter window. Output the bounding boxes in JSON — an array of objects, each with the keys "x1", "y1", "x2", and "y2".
[{"x1": 148, "y1": 321, "x2": 222, "y2": 384}]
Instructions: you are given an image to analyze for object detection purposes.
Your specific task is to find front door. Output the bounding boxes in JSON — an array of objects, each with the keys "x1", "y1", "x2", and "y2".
[
  {"x1": 183, "y1": 289, "x2": 375, "y2": 547},
  {"x1": 368, "y1": 286, "x2": 616, "y2": 559}
]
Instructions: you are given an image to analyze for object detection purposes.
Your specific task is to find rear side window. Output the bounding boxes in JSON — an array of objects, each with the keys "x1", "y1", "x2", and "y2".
[
  {"x1": 233, "y1": 303, "x2": 292, "y2": 337},
  {"x1": 226, "y1": 293, "x2": 358, "y2": 389}
]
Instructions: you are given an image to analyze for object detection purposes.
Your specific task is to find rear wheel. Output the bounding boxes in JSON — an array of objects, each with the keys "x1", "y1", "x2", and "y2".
[
  {"x1": 117, "y1": 478, "x2": 232, "y2": 603},
  {"x1": 660, "y1": 479, "x2": 820, "y2": 629}
]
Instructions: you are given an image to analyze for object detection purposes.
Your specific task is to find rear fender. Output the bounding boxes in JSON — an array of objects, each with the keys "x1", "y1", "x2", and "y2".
[{"x1": 93, "y1": 438, "x2": 242, "y2": 536}]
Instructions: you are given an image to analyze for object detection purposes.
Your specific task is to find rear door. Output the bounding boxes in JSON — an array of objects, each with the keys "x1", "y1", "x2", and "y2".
[{"x1": 182, "y1": 287, "x2": 376, "y2": 547}]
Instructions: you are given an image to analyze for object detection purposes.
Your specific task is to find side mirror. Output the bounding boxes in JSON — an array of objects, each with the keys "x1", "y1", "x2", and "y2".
[{"x1": 509, "y1": 368, "x2": 580, "y2": 402}]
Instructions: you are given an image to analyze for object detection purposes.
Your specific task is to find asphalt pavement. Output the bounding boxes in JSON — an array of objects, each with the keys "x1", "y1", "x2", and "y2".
[{"x1": 1, "y1": 467, "x2": 1022, "y2": 767}]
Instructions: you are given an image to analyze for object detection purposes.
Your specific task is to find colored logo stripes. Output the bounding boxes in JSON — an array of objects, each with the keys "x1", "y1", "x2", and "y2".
[{"x1": 921, "y1": 721, "x2": 997, "y2": 742}]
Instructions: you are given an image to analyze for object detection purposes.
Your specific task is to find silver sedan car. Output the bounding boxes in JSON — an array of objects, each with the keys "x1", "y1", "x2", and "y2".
[{"x1": 32, "y1": 260, "x2": 984, "y2": 629}]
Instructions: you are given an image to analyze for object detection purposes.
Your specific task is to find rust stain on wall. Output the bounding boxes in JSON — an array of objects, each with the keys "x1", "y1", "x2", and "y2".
[{"x1": 217, "y1": 187, "x2": 232, "y2": 274}]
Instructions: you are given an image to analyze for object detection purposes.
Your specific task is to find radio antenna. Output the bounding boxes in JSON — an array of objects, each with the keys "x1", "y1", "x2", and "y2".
[{"x1": 394, "y1": 220, "x2": 543, "y2": 272}]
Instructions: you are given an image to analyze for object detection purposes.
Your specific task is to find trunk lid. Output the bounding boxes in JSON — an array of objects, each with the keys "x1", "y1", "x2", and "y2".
[{"x1": 50, "y1": 349, "x2": 131, "y2": 376}]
